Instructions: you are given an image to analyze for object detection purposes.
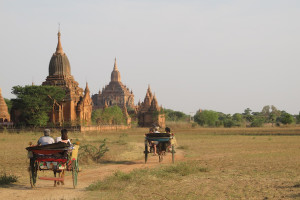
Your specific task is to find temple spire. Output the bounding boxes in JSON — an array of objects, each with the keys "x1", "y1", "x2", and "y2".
[
  {"x1": 85, "y1": 82, "x2": 90, "y2": 94},
  {"x1": 114, "y1": 57, "x2": 118, "y2": 71},
  {"x1": 111, "y1": 57, "x2": 121, "y2": 82},
  {"x1": 55, "y1": 30, "x2": 64, "y2": 55}
]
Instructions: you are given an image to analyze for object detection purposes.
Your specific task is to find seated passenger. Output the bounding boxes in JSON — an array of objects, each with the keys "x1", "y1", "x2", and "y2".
[
  {"x1": 55, "y1": 136, "x2": 62, "y2": 143},
  {"x1": 60, "y1": 129, "x2": 71, "y2": 144},
  {"x1": 154, "y1": 126, "x2": 160, "y2": 133},
  {"x1": 153, "y1": 126, "x2": 160, "y2": 155},
  {"x1": 37, "y1": 129, "x2": 55, "y2": 145}
]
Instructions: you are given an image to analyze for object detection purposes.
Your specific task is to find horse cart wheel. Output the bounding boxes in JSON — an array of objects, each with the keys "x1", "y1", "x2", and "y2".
[
  {"x1": 144, "y1": 143, "x2": 148, "y2": 164},
  {"x1": 72, "y1": 160, "x2": 78, "y2": 188},
  {"x1": 29, "y1": 159, "x2": 38, "y2": 188}
]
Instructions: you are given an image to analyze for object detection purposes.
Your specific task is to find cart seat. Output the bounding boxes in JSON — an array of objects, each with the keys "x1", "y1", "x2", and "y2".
[{"x1": 146, "y1": 133, "x2": 171, "y2": 137}]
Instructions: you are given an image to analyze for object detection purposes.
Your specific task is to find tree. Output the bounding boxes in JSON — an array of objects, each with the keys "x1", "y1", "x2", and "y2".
[
  {"x1": 4, "y1": 98, "x2": 12, "y2": 113},
  {"x1": 269, "y1": 105, "x2": 281, "y2": 126},
  {"x1": 194, "y1": 110, "x2": 219, "y2": 127},
  {"x1": 11, "y1": 85, "x2": 65, "y2": 127},
  {"x1": 92, "y1": 106, "x2": 125, "y2": 125},
  {"x1": 91, "y1": 109, "x2": 102, "y2": 124},
  {"x1": 250, "y1": 117, "x2": 265, "y2": 127},
  {"x1": 223, "y1": 119, "x2": 235, "y2": 128},
  {"x1": 164, "y1": 109, "x2": 188, "y2": 121},
  {"x1": 261, "y1": 106, "x2": 270, "y2": 119},
  {"x1": 231, "y1": 113, "x2": 244, "y2": 127},
  {"x1": 243, "y1": 108, "x2": 254, "y2": 122},
  {"x1": 232, "y1": 113, "x2": 243, "y2": 122},
  {"x1": 296, "y1": 112, "x2": 300, "y2": 124},
  {"x1": 278, "y1": 111, "x2": 294, "y2": 125}
]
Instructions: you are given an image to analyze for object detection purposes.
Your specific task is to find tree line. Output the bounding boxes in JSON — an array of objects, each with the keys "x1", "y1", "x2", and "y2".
[
  {"x1": 4, "y1": 85, "x2": 299, "y2": 128},
  {"x1": 194, "y1": 105, "x2": 297, "y2": 127}
]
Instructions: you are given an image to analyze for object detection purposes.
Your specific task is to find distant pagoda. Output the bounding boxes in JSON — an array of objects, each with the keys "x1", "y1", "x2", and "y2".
[
  {"x1": 0, "y1": 88, "x2": 11, "y2": 123},
  {"x1": 92, "y1": 58, "x2": 135, "y2": 110},
  {"x1": 137, "y1": 85, "x2": 165, "y2": 127}
]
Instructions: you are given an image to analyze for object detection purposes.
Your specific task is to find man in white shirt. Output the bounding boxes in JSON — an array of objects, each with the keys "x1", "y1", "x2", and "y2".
[
  {"x1": 37, "y1": 129, "x2": 55, "y2": 145},
  {"x1": 154, "y1": 126, "x2": 160, "y2": 133}
]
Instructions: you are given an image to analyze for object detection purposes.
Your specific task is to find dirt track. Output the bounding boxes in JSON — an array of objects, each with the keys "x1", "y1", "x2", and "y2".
[{"x1": 0, "y1": 150, "x2": 184, "y2": 200}]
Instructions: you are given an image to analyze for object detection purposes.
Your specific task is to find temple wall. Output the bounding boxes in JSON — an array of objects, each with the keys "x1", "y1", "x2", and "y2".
[{"x1": 80, "y1": 124, "x2": 131, "y2": 132}]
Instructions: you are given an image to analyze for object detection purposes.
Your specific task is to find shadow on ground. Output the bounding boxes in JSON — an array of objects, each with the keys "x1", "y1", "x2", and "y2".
[{"x1": 99, "y1": 160, "x2": 140, "y2": 165}]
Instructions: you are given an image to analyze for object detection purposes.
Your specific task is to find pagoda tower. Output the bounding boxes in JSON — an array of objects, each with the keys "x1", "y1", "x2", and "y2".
[
  {"x1": 137, "y1": 86, "x2": 165, "y2": 127},
  {"x1": 42, "y1": 31, "x2": 92, "y2": 125},
  {"x1": 92, "y1": 58, "x2": 135, "y2": 110},
  {"x1": 0, "y1": 88, "x2": 10, "y2": 123}
]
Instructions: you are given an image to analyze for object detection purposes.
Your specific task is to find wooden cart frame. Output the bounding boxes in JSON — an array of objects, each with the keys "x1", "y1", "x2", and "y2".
[
  {"x1": 26, "y1": 143, "x2": 79, "y2": 188},
  {"x1": 144, "y1": 133, "x2": 175, "y2": 164}
]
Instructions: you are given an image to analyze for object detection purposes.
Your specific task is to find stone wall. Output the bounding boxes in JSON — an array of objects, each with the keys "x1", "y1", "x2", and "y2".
[{"x1": 79, "y1": 125, "x2": 131, "y2": 132}]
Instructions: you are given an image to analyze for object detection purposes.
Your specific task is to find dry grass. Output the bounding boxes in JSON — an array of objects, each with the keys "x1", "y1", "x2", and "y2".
[
  {"x1": 85, "y1": 127, "x2": 300, "y2": 200},
  {"x1": 1, "y1": 127, "x2": 300, "y2": 199}
]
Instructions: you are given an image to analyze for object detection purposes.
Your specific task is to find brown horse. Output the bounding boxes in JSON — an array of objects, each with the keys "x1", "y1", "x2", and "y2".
[{"x1": 53, "y1": 169, "x2": 65, "y2": 186}]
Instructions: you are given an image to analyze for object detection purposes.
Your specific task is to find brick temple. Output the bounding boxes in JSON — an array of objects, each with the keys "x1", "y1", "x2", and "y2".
[
  {"x1": 92, "y1": 58, "x2": 135, "y2": 110},
  {"x1": 42, "y1": 31, "x2": 92, "y2": 126},
  {"x1": 137, "y1": 86, "x2": 165, "y2": 127},
  {"x1": 0, "y1": 88, "x2": 10, "y2": 123}
]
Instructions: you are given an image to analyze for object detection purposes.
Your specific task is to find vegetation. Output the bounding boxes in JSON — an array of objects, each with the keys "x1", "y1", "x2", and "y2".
[
  {"x1": 279, "y1": 111, "x2": 294, "y2": 125},
  {"x1": 194, "y1": 110, "x2": 219, "y2": 127},
  {"x1": 11, "y1": 85, "x2": 65, "y2": 127},
  {"x1": 4, "y1": 98, "x2": 12, "y2": 113},
  {"x1": 92, "y1": 106, "x2": 126, "y2": 125},
  {"x1": 79, "y1": 139, "x2": 109, "y2": 163},
  {"x1": 194, "y1": 105, "x2": 296, "y2": 127},
  {"x1": 164, "y1": 109, "x2": 189, "y2": 121},
  {"x1": 0, "y1": 173, "x2": 18, "y2": 185},
  {"x1": 87, "y1": 161, "x2": 208, "y2": 191}
]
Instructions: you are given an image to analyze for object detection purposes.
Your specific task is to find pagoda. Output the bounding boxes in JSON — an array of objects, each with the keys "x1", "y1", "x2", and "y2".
[
  {"x1": 92, "y1": 58, "x2": 135, "y2": 110},
  {"x1": 42, "y1": 31, "x2": 92, "y2": 126},
  {"x1": 0, "y1": 88, "x2": 10, "y2": 123}
]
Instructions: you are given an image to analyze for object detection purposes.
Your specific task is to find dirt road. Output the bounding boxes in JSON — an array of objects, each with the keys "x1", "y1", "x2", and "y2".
[{"x1": 0, "y1": 150, "x2": 184, "y2": 200}]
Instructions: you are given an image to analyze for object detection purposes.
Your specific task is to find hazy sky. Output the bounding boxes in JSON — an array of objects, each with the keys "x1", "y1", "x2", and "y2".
[{"x1": 0, "y1": 0, "x2": 299, "y2": 115}]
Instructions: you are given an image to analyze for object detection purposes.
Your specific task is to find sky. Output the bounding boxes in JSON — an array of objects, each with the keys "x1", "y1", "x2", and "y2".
[{"x1": 0, "y1": 0, "x2": 299, "y2": 115}]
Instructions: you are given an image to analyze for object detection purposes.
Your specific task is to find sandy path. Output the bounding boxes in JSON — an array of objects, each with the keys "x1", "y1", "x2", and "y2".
[{"x1": 0, "y1": 150, "x2": 184, "y2": 200}]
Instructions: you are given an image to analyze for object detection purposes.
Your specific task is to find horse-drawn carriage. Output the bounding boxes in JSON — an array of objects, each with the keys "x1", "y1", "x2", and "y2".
[
  {"x1": 26, "y1": 142, "x2": 79, "y2": 188},
  {"x1": 144, "y1": 133, "x2": 175, "y2": 163}
]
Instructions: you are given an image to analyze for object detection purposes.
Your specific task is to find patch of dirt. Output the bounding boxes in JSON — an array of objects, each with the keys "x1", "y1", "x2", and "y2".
[{"x1": 0, "y1": 150, "x2": 185, "y2": 200}]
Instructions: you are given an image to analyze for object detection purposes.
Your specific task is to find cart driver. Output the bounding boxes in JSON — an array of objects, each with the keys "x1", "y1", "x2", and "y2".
[
  {"x1": 37, "y1": 129, "x2": 55, "y2": 145},
  {"x1": 165, "y1": 127, "x2": 173, "y2": 151}
]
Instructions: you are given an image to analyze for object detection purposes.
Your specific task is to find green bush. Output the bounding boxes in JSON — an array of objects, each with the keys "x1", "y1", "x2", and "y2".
[
  {"x1": 79, "y1": 139, "x2": 109, "y2": 163},
  {"x1": 194, "y1": 110, "x2": 219, "y2": 127},
  {"x1": 0, "y1": 173, "x2": 18, "y2": 185},
  {"x1": 279, "y1": 112, "x2": 294, "y2": 125},
  {"x1": 250, "y1": 118, "x2": 265, "y2": 127},
  {"x1": 164, "y1": 109, "x2": 189, "y2": 121},
  {"x1": 92, "y1": 106, "x2": 126, "y2": 125}
]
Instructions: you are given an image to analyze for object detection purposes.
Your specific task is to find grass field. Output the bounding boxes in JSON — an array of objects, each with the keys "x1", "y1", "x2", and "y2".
[{"x1": 1, "y1": 127, "x2": 300, "y2": 199}]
